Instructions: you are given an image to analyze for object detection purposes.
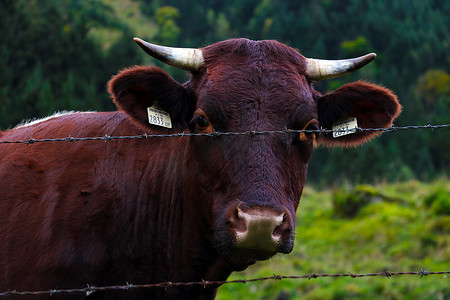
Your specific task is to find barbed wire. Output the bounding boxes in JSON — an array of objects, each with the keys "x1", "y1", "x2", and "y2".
[
  {"x1": 0, "y1": 124, "x2": 449, "y2": 145},
  {"x1": 0, "y1": 270, "x2": 448, "y2": 297}
]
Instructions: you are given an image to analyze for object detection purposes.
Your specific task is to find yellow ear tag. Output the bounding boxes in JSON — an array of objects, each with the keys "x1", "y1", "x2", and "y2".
[
  {"x1": 147, "y1": 104, "x2": 172, "y2": 128},
  {"x1": 332, "y1": 117, "x2": 358, "y2": 138}
]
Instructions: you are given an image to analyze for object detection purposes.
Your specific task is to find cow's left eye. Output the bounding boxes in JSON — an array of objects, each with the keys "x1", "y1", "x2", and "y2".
[{"x1": 196, "y1": 115, "x2": 210, "y2": 128}]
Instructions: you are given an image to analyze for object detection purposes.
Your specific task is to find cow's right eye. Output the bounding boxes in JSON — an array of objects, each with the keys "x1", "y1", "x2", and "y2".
[
  {"x1": 191, "y1": 108, "x2": 214, "y2": 133},
  {"x1": 295, "y1": 119, "x2": 319, "y2": 144}
]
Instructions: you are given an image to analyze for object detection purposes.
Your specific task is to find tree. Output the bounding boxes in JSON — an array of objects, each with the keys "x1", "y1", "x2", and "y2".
[{"x1": 0, "y1": 0, "x2": 142, "y2": 129}]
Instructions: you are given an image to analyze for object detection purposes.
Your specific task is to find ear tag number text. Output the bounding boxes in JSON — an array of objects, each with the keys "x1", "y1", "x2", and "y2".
[
  {"x1": 147, "y1": 104, "x2": 172, "y2": 129},
  {"x1": 332, "y1": 117, "x2": 358, "y2": 138}
]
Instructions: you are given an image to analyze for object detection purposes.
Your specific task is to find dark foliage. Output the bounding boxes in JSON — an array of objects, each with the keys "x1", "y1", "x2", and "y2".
[{"x1": 1, "y1": 0, "x2": 448, "y2": 183}]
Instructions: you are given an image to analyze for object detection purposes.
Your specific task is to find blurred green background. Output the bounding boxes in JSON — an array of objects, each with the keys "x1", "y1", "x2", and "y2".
[{"x1": 1, "y1": 0, "x2": 449, "y2": 298}]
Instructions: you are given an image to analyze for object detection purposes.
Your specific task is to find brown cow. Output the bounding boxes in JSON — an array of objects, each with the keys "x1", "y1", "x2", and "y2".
[{"x1": 0, "y1": 38, "x2": 400, "y2": 299}]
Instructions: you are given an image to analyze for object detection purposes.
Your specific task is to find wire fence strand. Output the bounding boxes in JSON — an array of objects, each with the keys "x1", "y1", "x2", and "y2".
[
  {"x1": 0, "y1": 124, "x2": 449, "y2": 145},
  {"x1": 1, "y1": 270, "x2": 448, "y2": 297}
]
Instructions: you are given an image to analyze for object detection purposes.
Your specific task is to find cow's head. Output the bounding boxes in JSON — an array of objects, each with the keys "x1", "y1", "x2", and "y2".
[{"x1": 109, "y1": 38, "x2": 400, "y2": 270}]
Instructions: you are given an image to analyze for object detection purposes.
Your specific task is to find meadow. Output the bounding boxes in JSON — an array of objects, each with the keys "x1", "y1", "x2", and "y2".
[{"x1": 217, "y1": 180, "x2": 449, "y2": 299}]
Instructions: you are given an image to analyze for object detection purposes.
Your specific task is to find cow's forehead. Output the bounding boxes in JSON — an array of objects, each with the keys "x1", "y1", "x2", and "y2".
[
  {"x1": 200, "y1": 39, "x2": 312, "y2": 101},
  {"x1": 202, "y1": 38, "x2": 307, "y2": 71},
  {"x1": 193, "y1": 39, "x2": 316, "y2": 128}
]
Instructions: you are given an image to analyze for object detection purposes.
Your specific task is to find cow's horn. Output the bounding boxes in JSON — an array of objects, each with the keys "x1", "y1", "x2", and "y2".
[
  {"x1": 134, "y1": 37, "x2": 204, "y2": 71},
  {"x1": 305, "y1": 53, "x2": 376, "y2": 80}
]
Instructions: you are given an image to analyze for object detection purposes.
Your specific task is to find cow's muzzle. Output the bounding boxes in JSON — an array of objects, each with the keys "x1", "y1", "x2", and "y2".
[{"x1": 228, "y1": 205, "x2": 293, "y2": 256}]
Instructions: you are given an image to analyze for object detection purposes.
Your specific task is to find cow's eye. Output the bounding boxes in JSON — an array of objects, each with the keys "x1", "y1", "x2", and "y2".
[
  {"x1": 196, "y1": 115, "x2": 210, "y2": 128},
  {"x1": 191, "y1": 108, "x2": 214, "y2": 133},
  {"x1": 304, "y1": 123, "x2": 318, "y2": 139},
  {"x1": 298, "y1": 120, "x2": 319, "y2": 143}
]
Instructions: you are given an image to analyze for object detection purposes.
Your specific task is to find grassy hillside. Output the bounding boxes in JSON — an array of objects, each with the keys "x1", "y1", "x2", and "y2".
[
  {"x1": 89, "y1": 0, "x2": 158, "y2": 52},
  {"x1": 217, "y1": 180, "x2": 450, "y2": 299}
]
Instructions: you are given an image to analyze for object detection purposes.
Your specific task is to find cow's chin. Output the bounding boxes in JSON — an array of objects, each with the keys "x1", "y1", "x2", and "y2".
[
  {"x1": 219, "y1": 247, "x2": 277, "y2": 271},
  {"x1": 213, "y1": 234, "x2": 294, "y2": 270}
]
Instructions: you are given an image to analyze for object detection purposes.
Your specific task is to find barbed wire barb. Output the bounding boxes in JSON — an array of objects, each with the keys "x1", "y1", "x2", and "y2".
[{"x1": 420, "y1": 269, "x2": 429, "y2": 278}]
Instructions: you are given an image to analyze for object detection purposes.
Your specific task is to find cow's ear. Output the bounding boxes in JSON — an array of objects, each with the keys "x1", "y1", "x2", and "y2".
[
  {"x1": 108, "y1": 66, "x2": 194, "y2": 130},
  {"x1": 316, "y1": 81, "x2": 401, "y2": 147}
]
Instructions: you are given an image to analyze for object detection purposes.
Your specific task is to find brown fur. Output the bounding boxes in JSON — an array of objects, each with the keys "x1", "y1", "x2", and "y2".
[{"x1": 0, "y1": 38, "x2": 400, "y2": 299}]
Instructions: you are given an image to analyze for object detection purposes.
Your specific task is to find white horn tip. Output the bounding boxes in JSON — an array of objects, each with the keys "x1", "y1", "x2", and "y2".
[
  {"x1": 367, "y1": 52, "x2": 377, "y2": 60},
  {"x1": 133, "y1": 37, "x2": 145, "y2": 46}
]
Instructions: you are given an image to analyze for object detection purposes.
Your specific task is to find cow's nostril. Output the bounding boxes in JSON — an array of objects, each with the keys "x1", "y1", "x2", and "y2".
[
  {"x1": 272, "y1": 213, "x2": 290, "y2": 238},
  {"x1": 228, "y1": 206, "x2": 247, "y2": 233}
]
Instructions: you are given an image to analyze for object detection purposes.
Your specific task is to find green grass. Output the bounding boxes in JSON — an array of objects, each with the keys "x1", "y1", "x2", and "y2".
[{"x1": 217, "y1": 179, "x2": 450, "y2": 300}]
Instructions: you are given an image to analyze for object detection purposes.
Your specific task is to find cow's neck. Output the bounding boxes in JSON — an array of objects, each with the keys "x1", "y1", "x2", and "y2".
[{"x1": 120, "y1": 136, "x2": 232, "y2": 297}]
